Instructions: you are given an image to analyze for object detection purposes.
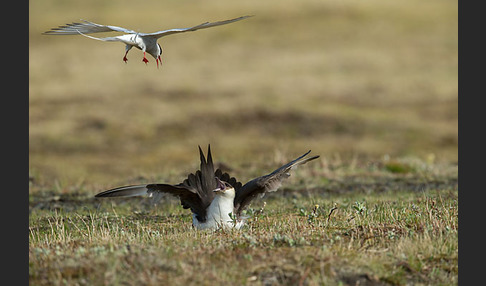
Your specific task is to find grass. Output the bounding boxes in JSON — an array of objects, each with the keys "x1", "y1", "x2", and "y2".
[
  {"x1": 29, "y1": 158, "x2": 458, "y2": 285},
  {"x1": 30, "y1": 0, "x2": 457, "y2": 285}
]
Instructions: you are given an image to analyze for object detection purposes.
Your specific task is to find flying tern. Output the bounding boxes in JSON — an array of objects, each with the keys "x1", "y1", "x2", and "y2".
[
  {"x1": 43, "y1": 15, "x2": 253, "y2": 68},
  {"x1": 94, "y1": 145, "x2": 320, "y2": 230}
]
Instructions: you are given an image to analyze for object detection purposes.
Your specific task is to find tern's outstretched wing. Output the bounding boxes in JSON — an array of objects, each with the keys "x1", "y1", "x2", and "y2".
[
  {"x1": 143, "y1": 15, "x2": 253, "y2": 39},
  {"x1": 233, "y1": 150, "x2": 320, "y2": 216},
  {"x1": 43, "y1": 20, "x2": 138, "y2": 35}
]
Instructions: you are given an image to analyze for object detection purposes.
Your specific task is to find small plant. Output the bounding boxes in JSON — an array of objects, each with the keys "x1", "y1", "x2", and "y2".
[
  {"x1": 299, "y1": 208, "x2": 307, "y2": 217},
  {"x1": 352, "y1": 201, "x2": 367, "y2": 216},
  {"x1": 228, "y1": 212, "x2": 237, "y2": 225},
  {"x1": 384, "y1": 161, "x2": 415, "y2": 174},
  {"x1": 307, "y1": 204, "x2": 320, "y2": 224},
  {"x1": 298, "y1": 204, "x2": 321, "y2": 224},
  {"x1": 273, "y1": 233, "x2": 296, "y2": 247}
]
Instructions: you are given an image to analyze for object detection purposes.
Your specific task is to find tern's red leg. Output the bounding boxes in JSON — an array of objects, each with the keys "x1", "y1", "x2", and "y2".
[
  {"x1": 123, "y1": 50, "x2": 129, "y2": 63},
  {"x1": 156, "y1": 56, "x2": 162, "y2": 69},
  {"x1": 142, "y1": 52, "x2": 149, "y2": 64}
]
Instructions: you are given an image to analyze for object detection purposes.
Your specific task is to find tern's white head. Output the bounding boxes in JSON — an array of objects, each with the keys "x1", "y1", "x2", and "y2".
[
  {"x1": 151, "y1": 43, "x2": 162, "y2": 58},
  {"x1": 146, "y1": 43, "x2": 163, "y2": 67}
]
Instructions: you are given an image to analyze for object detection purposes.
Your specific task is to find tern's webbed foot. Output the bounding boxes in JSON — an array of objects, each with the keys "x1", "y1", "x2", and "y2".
[{"x1": 142, "y1": 57, "x2": 149, "y2": 64}]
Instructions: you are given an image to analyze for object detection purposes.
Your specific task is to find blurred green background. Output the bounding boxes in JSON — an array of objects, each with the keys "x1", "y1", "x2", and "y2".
[{"x1": 29, "y1": 0, "x2": 457, "y2": 188}]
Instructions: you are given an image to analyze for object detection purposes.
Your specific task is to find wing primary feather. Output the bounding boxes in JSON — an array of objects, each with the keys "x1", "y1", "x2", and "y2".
[
  {"x1": 145, "y1": 15, "x2": 254, "y2": 39},
  {"x1": 43, "y1": 20, "x2": 137, "y2": 35},
  {"x1": 198, "y1": 145, "x2": 207, "y2": 166},
  {"x1": 207, "y1": 144, "x2": 213, "y2": 167},
  {"x1": 94, "y1": 185, "x2": 148, "y2": 198}
]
